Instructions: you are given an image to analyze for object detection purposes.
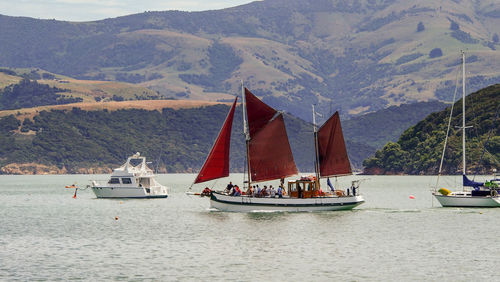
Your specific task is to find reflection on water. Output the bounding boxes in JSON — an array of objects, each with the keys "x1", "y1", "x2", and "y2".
[{"x1": 245, "y1": 211, "x2": 289, "y2": 221}]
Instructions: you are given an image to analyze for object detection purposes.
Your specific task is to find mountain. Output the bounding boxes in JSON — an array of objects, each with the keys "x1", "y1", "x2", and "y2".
[
  {"x1": 363, "y1": 83, "x2": 500, "y2": 175},
  {"x1": 1, "y1": 0, "x2": 500, "y2": 121}
]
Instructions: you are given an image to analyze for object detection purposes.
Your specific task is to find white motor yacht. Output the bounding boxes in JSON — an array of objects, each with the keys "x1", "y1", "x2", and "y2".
[{"x1": 90, "y1": 153, "x2": 168, "y2": 198}]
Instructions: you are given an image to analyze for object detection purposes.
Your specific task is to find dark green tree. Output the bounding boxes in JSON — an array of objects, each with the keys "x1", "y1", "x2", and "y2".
[
  {"x1": 429, "y1": 48, "x2": 443, "y2": 58},
  {"x1": 417, "y1": 22, "x2": 425, "y2": 32}
]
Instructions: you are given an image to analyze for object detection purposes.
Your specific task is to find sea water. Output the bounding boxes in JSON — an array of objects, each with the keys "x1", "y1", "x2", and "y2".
[{"x1": 0, "y1": 174, "x2": 498, "y2": 281}]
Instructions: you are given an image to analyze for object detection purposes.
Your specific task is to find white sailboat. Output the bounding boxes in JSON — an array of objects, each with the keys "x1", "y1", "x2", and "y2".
[
  {"x1": 90, "y1": 152, "x2": 168, "y2": 198},
  {"x1": 433, "y1": 51, "x2": 500, "y2": 207},
  {"x1": 189, "y1": 85, "x2": 364, "y2": 212}
]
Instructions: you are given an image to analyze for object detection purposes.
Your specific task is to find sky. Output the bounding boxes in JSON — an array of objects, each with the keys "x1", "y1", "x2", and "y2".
[{"x1": 0, "y1": 0, "x2": 258, "y2": 22}]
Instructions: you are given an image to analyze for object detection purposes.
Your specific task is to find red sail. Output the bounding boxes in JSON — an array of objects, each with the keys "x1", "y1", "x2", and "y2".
[
  {"x1": 245, "y1": 88, "x2": 298, "y2": 182},
  {"x1": 245, "y1": 88, "x2": 277, "y2": 137},
  {"x1": 249, "y1": 114, "x2": 298, "y2": 182},
  {"x1": 317, "y1": 112, "x2": 352, "y2": 177},
  {"x1": 194, "y1": 98, "x2": 238, "y2": 184}
]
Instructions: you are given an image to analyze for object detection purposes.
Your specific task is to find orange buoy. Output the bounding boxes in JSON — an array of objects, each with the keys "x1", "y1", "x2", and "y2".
[{"x1": 409, "y1": 195, "x2": 415, "y2": 199}]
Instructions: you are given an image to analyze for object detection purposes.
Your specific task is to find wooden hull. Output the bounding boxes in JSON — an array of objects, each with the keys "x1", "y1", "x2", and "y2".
[{"x1": 209, "y1": 192, "x2": 364, "y2": 212}]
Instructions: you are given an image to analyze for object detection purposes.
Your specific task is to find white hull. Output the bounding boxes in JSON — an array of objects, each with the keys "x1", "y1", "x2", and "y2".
[
  {"x1": 433, "y1": 193, "x2": 500, "y2": 207},
  {"x1": 210, "y1": 192, "x2": 364, "y2": 212},
  {"x1": 92, "y1": 186, "x2": 168, "y2": 198}
]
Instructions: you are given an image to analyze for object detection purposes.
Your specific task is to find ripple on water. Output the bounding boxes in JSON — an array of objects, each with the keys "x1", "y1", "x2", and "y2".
[{"x1": 2, "y1": 174, "x2": 500, "y2": 281}]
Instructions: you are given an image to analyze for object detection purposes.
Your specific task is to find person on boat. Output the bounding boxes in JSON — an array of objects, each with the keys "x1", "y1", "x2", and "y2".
[
  {"x1": 256, "y1": 185, "x2": 261, "y2": 197},
  {"x1": 201, "y1": 187, "x2": 212, "y2": 197},
  {"x1": 261, "y1": 186, "x2": 268, "y2": 197},
  {"x1": 233, "y1": 185, "x2": 241, "y2": 196},
  {"x1": 352, "y1": 183, "x2": 356, "y2": 196},
  {"x1": 270, "y1": 185, "x2": 276, "y2": 198},
  {"x1": 246, "y1": 185, "x2": 253, "y2": 196},
  {"x1": 277, "y1": 186, "x2": 283, "y2": 198},
  {"x1": 225, "y1": 182, "x2": 233, "y2": 194},
  {"x1": 252, "y1": 186, "x2": 258, "y2": 197}
]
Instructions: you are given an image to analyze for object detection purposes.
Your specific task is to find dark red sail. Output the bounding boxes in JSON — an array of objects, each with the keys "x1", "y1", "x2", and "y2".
[
  {"x1": 317, "y1": 112, "x2": 352, "y2": 177},
  {"x1": 245, "y1": 88, "x2": 298, "y2": 182},
  {"x1": 194, "y1": 98, "x2": 238, "y2": 183},
  {"x1": 245, "y1": 88, "x2": 277, "y2": 137},
  {"x1": 249, "y1": 114, "x2": 298, "y2": 182}
]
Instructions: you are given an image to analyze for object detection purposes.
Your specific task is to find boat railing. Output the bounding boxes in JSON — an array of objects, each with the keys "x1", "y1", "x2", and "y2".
[
  {"x1": 92, "y1": 180, "x2": 109, "y2": 187},
  {"x1": 148, "y1": 184, "x2": 167, "y2": 195}
]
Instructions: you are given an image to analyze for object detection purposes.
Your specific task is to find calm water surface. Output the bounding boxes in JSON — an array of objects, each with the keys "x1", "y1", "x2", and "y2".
[{"x1": 0, "y1": 174, "x2": 498, "y2": 281}]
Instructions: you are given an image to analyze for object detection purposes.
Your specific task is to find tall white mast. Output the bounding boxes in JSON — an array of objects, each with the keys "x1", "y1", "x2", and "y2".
[
  {"x1": 241, "y1": 81, "x2": 251, "y2": 187},
  {"x1": 242, "y1": 81, "x2": 249, "y2": 141},
  {"x1": 312, "y1": 105, "x2": 321, "y2": 184},
  {"x1": 462, "y1": 51, "x2": 466, "y2": 175}
]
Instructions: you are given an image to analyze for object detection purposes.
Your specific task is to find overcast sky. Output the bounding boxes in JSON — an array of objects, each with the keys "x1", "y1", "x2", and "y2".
[{"x1": 0, "y1": 0, "x2": 257, "y2": 22}]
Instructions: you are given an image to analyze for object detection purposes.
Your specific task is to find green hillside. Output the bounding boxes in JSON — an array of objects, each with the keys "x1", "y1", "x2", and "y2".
[
  {"x1": 343, "y1": 101, "x2": 446, "y2": 149},
  {"x1": 0, "y1": 103, "x2": 375, "y2": 174},
  {"x1": 363, "y1": 84, "x2": 500, "y2": 175},
  {"x1": 1, "y1": 0, "x2": 500, "y2": 121}
]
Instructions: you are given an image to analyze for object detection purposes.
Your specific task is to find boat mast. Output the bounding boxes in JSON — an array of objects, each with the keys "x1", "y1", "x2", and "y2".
[
  {"x1": 312, "y1": 105, "x2": 321, "y2": 188},
  {"x1": 461, "y1": 50, "x2": 466, "y2": 175},
  {"x1": 242, "y1": 82, "x2": 252, "y2": 188}
]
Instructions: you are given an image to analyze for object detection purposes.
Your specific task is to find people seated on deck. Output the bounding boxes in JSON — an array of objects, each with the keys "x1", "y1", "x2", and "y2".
[
  {"x1": 225, "y1": 182, "x2": 233, "y2": 194},
  {"x1": 277, "y1": 186, "x2": 283, "y2": 198},
  {"x1": 233, "y1": 185, "x2": 241, "y2": 196},
  {"x1": 270, "y1": 185, "x2": 276, "y2": 198},
  {"x1": 260, "y1": 186, "x2": 268, "y2": 197},
  {"x1": 252, "y1": 186, "x2": 258, "y2": 197},
  {"x1": 246, "y1": 185, "x2": 253, "y2": 196},
  {"x1": 256, "y1": 185, "x2": 262, "y2": 197},
  {"x1": 201, "y1": 187, "x2": 212, "y2": 197}
]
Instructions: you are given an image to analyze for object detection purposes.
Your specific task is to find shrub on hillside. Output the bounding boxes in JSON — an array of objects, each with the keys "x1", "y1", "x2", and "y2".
[
  {"x1": 429, "y1": 48, "x2": 443, "y2": 58},
  {"x1": 417, "y1": 22, "x2": 425, "y2": 32}
]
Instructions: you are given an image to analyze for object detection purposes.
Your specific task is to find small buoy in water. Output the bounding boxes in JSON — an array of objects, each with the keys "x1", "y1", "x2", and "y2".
[
  {"x1": 409, "y1": 195, "x2": 415, "y2": 199},
  {"x1": 115, "y1": 216, "x2": 119, "y2": 220}
]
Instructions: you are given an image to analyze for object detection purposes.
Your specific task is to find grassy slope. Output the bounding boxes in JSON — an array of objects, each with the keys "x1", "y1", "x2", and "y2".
[
  {"x1": 2, "y1": 0, "x2": 500, "y2": 121},
  {"x1": 0, "y1": 100, "x2": 232, "y2": 121},
  {"x1": 0, "y1": 68, "x2": 161, "y2": 102}
]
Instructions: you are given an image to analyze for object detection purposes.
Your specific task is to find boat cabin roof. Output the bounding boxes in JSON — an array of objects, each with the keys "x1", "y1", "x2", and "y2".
[{"x1": 111, "y1": 153, "x2": 154, "y2": 177}]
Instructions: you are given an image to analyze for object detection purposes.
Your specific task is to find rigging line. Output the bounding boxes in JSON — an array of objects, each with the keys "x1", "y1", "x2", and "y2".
[
  {"x1": 435, "y1": 63, "x2": 461, "y2": 190},
  {"x1": 154, "y1": 151, "x2": 162, "y2": 174},
  {"x1": 473, "y1": 104, "x2": 500, "y2": 177}
]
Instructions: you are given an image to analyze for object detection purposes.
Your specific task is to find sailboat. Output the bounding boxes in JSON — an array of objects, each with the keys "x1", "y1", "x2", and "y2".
[
  {"x1": 433, "y1": 51, "x2": 500, "y2": 207},
  {"x1": 189, "y1": 85, "x2": 364, "y2": 212}
]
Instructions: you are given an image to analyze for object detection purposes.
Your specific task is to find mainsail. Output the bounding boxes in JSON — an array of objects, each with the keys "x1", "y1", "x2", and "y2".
[
  {"x1": 194, "y1": 98, "x2": 238, "y2": 184},
  {"x1": 317, "y1": 111, "x2": 352, "y2": 177},
  {"x1": 244, "y1": 88, "x2": 298, "y2": 182}
]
